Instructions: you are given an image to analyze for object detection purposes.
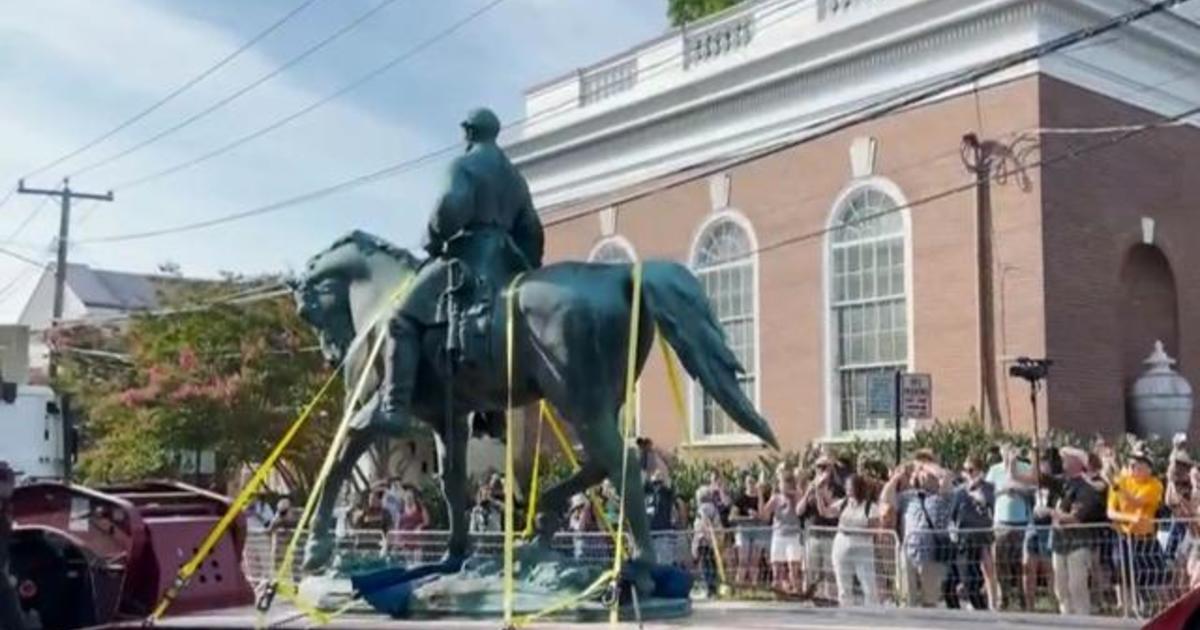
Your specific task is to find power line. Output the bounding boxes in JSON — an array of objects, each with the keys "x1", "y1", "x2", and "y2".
[
  {"x1": 0, "y1": 265, "x2": 44, "y2": 305},
  {"x1": 69, "y1": 3, "x2": 875, "y2": 243},
  {"x1": 0, "y1": 187, "x2": 15, "y2": 213},
  {"x1": 68, "y1": 0, "x2": 403, "y2": 179},
  {"x1": 19, "y1": 0, "x2": 322, "y2": 183},
  {"x1": 109, "y1": 0, "x2": 799, "y2": 192},
  {"x1": 545, "y1": 60, "x2": 1200, "y2": 229},
  {"x1": 55, "y1": 282, "x2": 292, "y2": 326},
  {"x1": 72, "y1": 104, "x2": 1200, "y2": 321},
  {"x1": 0, "y1": 244, "x2": 46, "y2": 268},
  {"x1": 546, "y1": 0, "x2": 1197, "y2": 224},
  {"x1": 1138, "y1": 0, "x2": 1200, "y2": 32},
  {"x1": 58, "y1": 344, "x2": 322, "y2": 365},
  {"x1": 114, "y1": 0, "x2": 509, "y2": 191},
  {"x1": 80, "y1": 146, "x2": 459, "y2": 244},
  {"x1": 751, "y1": 102, "x2": 1200, "y2": 259},
  {"x1": 78, "y1": 0, "x2": 1191, "y2": 245},
  {"x1": 4, "y1": 196, "x2": 51, "y2": 242}
]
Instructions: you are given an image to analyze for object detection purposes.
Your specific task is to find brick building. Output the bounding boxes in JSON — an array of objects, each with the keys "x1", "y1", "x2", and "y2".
[{"x1": 504, "y1": 0, "x2": 1200, "y2": 456}]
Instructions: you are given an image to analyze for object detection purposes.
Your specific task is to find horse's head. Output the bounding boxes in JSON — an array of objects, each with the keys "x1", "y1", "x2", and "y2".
[
  {"x1": 291, "y1": 272, "x2": 354, "y2": 367},
  {"x1": 291, "y1": 230, "x2": 421, "y2": 366}
]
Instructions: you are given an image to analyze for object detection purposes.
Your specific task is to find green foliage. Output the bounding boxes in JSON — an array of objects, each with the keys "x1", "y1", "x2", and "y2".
[
  {"x1": 667, "y1": 0, "x2": 744, "y2": 26},
  {"x1": 54, "y1": 275, "x2": 342, "y2": 494}
]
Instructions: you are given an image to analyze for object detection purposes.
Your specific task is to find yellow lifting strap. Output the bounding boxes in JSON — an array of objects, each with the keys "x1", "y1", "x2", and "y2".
[
  {"x1": 275, "y1": 301, "x2": 399, "y2": 589},
  {"x1": 502, "y1": 272, "x2": 525, "y2": 628},
  {"x1": 270, "y1": 275, "x2": 415, "y2": 623},
  {"x1": 148, "y1": 274, "x2": 414, "y2": 625},
  {"x1": 540, "y1": 403, "x2": 620, "y2": 541},
  {"x1": 521, "y1": 401, "x2": 546, "y2": 538},
  {"x1": 609, "y1": 261, "x2": 643, "y2": 625},
  {"x1": 146, "y1": 368, "x2": 341, "y2": 623},
  {"x1": 657, "y1": 331, "x2": 691, "y2": 447},
  {"x1": 506, "y1": 263, "x2": 646, "y2": 628}
]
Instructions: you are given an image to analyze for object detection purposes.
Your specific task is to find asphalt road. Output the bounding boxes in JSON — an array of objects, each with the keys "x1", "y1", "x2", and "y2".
[{"x1": 116, "y1": 601, "x2": 1143, "y2": 629}]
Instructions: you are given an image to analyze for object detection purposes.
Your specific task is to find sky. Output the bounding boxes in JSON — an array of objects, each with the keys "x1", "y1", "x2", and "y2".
[{"x1": 0, "y1": 0, "x2": 669, "y2": 320}]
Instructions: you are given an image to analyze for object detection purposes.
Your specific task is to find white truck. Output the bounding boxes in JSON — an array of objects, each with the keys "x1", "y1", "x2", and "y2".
[{"x1": 0, "y1": 384, "x2": 65, "y2": 480}]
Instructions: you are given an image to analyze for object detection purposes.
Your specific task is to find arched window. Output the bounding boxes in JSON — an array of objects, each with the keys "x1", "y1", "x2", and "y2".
[
  {"x1": 690, "y1": 213, "x2": 757, "y2": 439},
  {"x1": 588, "y1": 236, "x2": 636, "y2": 264},
  {"x1": 829, "y1": 186, "x2": 908, "y2": 433}
]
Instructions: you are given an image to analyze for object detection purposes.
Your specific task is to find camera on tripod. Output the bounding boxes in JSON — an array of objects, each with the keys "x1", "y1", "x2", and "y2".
[{"x1": 1008, "y1": 356, "x2": 1052, "y2": 383}]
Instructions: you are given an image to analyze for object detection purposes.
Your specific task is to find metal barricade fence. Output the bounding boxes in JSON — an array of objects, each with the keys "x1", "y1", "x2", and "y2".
[
  {"x1": 242, "y1": 526, "x2": 901, "y2": 603},
  {"x1": 240, "y1": 520, "x2": 1200, "y2": 620},
  {"x1": 1134, "y1": 516, "x2": 1200, "y2": 620},
  {"x1": 897, "y1": 518, "x2": 1200, "y2": 620}
]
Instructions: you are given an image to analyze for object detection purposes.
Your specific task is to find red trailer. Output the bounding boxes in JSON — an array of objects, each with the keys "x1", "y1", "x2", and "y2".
[{"x1": 8, "y1": 480, "x2": 253, "y2": 628}]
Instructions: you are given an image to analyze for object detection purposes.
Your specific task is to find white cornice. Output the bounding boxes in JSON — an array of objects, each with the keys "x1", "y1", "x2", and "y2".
[{"x1": 508, "y1": 0, "x2": 1200, "y2": 210}]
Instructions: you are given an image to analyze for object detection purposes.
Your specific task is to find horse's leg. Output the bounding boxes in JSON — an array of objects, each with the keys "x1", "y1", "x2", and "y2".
[
  {"x1": 436, "y1": 416, "x2": 470, "y2": 567},
  {"x1": 571, "y1": 408, "x2": 657, "y2": 592},
  {"x1": 303, "y1": 429, "x2": 374, "y2": 572}
]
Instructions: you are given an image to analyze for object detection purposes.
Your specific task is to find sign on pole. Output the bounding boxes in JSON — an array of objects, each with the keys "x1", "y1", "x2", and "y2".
[
  {"x1": 867, "y1": 373, "x2": 896, "y2": 416},
  {"x1": 900, "y1": 373, "x2": 933, "y2": 419}
]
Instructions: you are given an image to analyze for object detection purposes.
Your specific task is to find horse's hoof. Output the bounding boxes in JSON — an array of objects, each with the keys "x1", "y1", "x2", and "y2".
[
  {"x1": 516, "y1": 538, "x2": 561, "y2": 565},
  {"x1": 620, "y1": 560, "x2": 656, "y2": 597},
  {"x1": 437, "y1": 553, "x2": 466, "y2": 573}
]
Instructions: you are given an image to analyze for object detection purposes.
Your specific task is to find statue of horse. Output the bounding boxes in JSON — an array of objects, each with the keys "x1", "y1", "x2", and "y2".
[{"x1": 290, "y1": 229, "x2": 777, "y2": 590}]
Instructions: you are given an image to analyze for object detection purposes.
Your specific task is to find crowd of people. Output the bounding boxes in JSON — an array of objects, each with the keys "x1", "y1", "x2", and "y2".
[
  {"x1": 247, "y1": 479, "x2": 432, "y2": 538},
  {"x1": 583, "y1": 435, "x2": 1197, "y2": 618},
  {"x1": 244, "y1": 434, "x2": 1200, "y2": 619}
]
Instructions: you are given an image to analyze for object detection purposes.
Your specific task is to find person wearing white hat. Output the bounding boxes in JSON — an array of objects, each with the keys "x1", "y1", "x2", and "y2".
[
  {"x1": 566, "y1": 494, "x2": 593, "y2": 560},
  {"x1": 1049, "y1": 446, "x2": 1105, "y2": 615}
]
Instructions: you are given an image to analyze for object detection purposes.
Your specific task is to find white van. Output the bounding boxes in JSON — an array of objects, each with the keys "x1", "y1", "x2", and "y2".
[{"x1": 0, "y1": 384, "x2": 64, "y2": 480}]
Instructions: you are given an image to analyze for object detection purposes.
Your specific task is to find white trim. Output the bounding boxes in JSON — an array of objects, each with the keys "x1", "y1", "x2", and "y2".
[
  {"x1": 822, "y1": 176, "x2": 914, "y2": 439},
  {"x1": 686, "y1": 208, "x2": 763, "y2": 446},
  {"x1": 586, "y1": 234, "x2": 639, "y2": 263},
  {"x1": 514, "y1": 0, "x2": 1200, "y2": 210},
  {"x1": 816, "y1": 426, "x2": 916, "y2": 446},
  {"x1": 686, "y1": 433, "x2": 769, "y2": 449}
]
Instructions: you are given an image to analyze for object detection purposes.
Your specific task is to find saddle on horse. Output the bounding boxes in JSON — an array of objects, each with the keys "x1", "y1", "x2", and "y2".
[{"x1": 383, "y1": 228, "x2": 529, "y2": 439}]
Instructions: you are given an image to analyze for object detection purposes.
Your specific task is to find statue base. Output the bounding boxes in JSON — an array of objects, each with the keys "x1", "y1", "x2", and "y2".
[{"x1": 306, "y1": 549, "x2": 692, "y2": 621}]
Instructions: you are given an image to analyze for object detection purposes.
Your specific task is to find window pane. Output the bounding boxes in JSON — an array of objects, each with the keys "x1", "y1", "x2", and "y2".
[
  {"x1": 847, "y1": 273, "x2": 861, "y2": 301},
  {"x1": 830, "y1": 188, "x2": 908, "y2": 434},
  {"x1": 693, "y1": 218, "x2": 757, "y2": 437}
]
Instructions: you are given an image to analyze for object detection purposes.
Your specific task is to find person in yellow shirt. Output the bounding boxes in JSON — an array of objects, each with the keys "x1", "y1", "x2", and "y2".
[{"x1": 1106, "y1": 450, "x2": 1166, "y2": 617}]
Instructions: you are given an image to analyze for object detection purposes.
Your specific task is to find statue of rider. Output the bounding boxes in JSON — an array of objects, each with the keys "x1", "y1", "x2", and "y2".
[{"x1": 380, "y1": 107, "x2": 544, "y2": 429}]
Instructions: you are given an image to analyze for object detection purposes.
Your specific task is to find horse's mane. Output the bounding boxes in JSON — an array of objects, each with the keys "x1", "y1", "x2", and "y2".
[{"x1": 309, "y1": 229, "x2": 421, "y2": 273}]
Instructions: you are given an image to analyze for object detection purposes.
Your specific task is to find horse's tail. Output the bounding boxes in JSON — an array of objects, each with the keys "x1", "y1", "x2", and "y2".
[{"x1": 640, "y1": 261, "x2": 780, "y2": 450}]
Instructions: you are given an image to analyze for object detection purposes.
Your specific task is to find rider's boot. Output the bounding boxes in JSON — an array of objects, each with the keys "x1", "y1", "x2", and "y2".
[{"x1": 379, "y1": 315, "x2": 419, "y2": 432}]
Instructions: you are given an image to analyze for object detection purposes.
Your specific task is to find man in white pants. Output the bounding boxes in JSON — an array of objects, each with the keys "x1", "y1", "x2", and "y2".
[{"x1": 1050, "y1": 446, "x2": 1106, "y2": 616}]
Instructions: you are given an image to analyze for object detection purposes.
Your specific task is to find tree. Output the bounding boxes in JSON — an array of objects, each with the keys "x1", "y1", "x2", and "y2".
[
  {"x1": 53, "y1": 276, "x2": 343, "y2": 497},
  {"x1": 667, "y1": 0, "x2": 743, "y2": 26}
]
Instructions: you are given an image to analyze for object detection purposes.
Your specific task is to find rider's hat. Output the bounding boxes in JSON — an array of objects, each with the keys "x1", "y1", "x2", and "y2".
[{"x1": 461, "y1": 107, "x2": 501, "y2": 141}]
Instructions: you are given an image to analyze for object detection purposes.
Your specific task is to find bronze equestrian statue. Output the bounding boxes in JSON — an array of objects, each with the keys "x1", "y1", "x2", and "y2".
[{"x1": 290, "y1": 108, "x2": 778, "y2": 594}]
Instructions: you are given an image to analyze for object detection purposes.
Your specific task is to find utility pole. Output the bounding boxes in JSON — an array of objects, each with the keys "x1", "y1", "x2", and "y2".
[
  {"x1": 961, "y1": 134, "x2": 1003, "y2": 431},
  {"x1": 16, "y1": 178, "x2": 113, "y2": 481}
]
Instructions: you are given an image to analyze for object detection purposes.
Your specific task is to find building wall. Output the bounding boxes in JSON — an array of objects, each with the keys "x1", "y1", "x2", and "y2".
[
  {"x1": 1039, "y1": 75, "x2": 1200, "y2": 439},
  {"x1": 18, "y1": 278, "x2": 90, "y2": 376},
  {"x1": 541, "y1": 76, "x2": 1047, "y2": 455}
]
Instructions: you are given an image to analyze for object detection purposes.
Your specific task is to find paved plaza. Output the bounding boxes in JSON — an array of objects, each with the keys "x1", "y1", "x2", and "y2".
[{"x1": 124, "y1": 601, "x2": 1142, "y2": 629}]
